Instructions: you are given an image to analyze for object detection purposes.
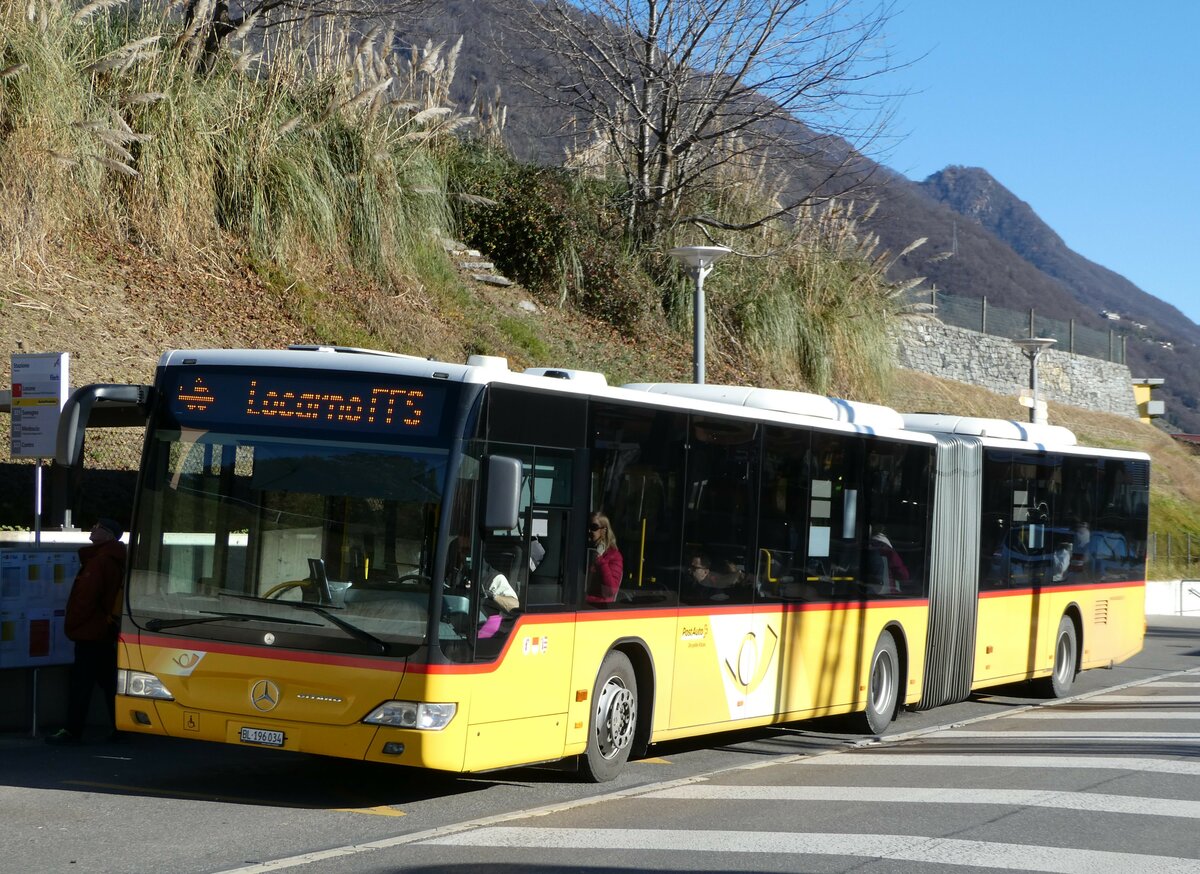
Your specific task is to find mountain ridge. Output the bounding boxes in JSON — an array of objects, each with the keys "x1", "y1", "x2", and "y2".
[
  {"x1": 919, "y1": 165, "x2": 1200, "y2": 347},
  {"x1": 894, "y1": 165, "x2": 1199, "y2": 431}
]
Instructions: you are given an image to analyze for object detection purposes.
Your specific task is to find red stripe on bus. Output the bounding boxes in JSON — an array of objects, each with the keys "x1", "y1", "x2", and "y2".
[
  {"x1": 130, "y1": 583, "x2": 1133, "y2": 678},
  {"x1": 978, "y1": 580, "x2": 1145, "y2": 599}
]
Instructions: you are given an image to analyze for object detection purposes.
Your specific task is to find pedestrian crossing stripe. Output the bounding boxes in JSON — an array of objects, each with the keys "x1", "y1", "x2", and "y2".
[
  {"x1": 421, "y1": 827, "x2": 1200, "y2": 873},
  {"x1": 644, "y1": 784, "x2": 1200, "y2": 819},
  {"x1": 804, "y1": 752, "x2": 1200, "y2": 775},
  {"x1": 931, "y1": 730, "x2": 1199, "y2": 741},
  {"x1": 1014, "y1": 710, "x2": 1200, "y2": 719}
]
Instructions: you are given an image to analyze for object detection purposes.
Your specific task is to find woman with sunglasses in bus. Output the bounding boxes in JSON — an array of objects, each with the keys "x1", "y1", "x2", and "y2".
[{"x1": 585, "y1": 511, "x2": 623, "y2": 605}]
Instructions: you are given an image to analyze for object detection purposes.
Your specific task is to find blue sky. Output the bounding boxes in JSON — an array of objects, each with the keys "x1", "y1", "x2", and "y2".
[{"x1": 876, "y1": 1, "x2": 1200, "y2": 326}]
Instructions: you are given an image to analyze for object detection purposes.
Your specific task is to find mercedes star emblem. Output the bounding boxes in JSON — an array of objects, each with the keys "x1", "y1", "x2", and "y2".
[{"x1": 250, "y1": 679, "x2": 280, "y2": 712}]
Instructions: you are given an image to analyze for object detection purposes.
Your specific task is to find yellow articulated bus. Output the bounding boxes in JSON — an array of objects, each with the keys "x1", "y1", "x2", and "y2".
[{"x1": 58, "y1": 347, "x2": 1149, "y2": 781}]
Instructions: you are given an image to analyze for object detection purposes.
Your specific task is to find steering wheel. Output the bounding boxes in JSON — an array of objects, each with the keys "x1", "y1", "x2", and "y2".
[
  {"x1": 374, "y1": 569, "x2": 432, "y2": 590},
  {"x1": 263, "y1": 579, "x2": 311, "y2": 600}
]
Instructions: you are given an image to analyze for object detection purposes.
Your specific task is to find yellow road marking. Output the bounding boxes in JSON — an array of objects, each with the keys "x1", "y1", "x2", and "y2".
[{"x1": 639, "y1": 756, "x2": 672, "y2": 764}]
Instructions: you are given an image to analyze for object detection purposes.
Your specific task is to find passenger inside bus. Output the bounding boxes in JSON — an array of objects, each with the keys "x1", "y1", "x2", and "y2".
[
  {"x1": 585, "y1": 511, "x2": 623, "y2": 605},
  {"x1": 685, "y1": 553, "x2": 749, "y2": 603},
  {"x1": 476, "y1": 538, "x2": 548, "y2": 641},
  {"x1": 1052, "y1": 537, "x2": 1074, "y2": 582},
  {"x1": 685, "y1": 552, "x2": 712, "y2": 588},
  {"x1": 476, "y1": 567, "x2": 518, "y2": 641},
  {"x1": 867, "y1": 528, "x2": 909, "y2": 594}
]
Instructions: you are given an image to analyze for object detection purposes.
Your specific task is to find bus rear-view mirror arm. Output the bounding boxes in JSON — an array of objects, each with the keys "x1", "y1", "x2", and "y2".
[{"x1": 56, "y1": 383, "x2": 154, "y2": 468}]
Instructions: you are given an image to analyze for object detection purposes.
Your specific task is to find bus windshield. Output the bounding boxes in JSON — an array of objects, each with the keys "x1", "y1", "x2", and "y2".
[{"x1": 128, "y1": 426, "x2": 450, "y2": 652}]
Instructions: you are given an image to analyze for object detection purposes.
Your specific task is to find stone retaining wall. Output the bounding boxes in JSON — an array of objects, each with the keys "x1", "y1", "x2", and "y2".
[{"x1": 895, "y1": 319, "x2": 1138, "y2": 418}]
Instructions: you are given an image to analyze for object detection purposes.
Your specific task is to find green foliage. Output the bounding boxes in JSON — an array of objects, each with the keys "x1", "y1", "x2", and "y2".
[
  {"x1": 449, "y1": 144, "x2": 572, "y2": 293},
  {"x1": 666, "y1": 201, "x2": 922, "y2": 398},
  {"x1": 1147, "y1": 491, "x2": 1200, "y2": 580},
  {"x1": 571, "y1": 236, "x2": 654, "y2": 329},
  {"x1": 498, "y1": 315, "x2": 549, "y2": 360},
  {"x1": 448, "y1": 141, "x2": 651, "y2": 328}
]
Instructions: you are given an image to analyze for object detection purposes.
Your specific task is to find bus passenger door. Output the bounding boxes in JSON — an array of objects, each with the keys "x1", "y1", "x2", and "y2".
[
  {"x1": 463, "y1": 450, "x2": 577, "y2": 772},
  {"x1": 671, "y1": 415, "x2": 763, "y2": 730}
]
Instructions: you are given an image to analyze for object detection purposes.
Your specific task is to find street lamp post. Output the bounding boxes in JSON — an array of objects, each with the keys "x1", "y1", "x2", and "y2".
[
  {"x1": 1013, "y1": 337, "x2": 1056, "y2": 425},
  {"x1": 668, "y1": 245, "x2": 731, "y2": 384}
]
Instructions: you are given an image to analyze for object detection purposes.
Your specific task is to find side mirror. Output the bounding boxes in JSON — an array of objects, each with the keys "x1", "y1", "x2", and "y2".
[
  {"x1": 483, "y1": 455, "x2": 522, "y2": 531},
  {"x1": 56, "y1": 383, "x2": 153, "y2": 467}
]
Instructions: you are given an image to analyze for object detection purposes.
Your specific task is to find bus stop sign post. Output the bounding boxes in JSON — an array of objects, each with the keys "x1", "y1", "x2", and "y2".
[
  {"x1": 10, "y1": 353, "x2": 70, "y2": 539},
  {"x1": 10, "y1": 352, "x2": 70, "y2": 738},
  {"x1": 669, "y1": 246, "x2": 731, "y2": 384}
]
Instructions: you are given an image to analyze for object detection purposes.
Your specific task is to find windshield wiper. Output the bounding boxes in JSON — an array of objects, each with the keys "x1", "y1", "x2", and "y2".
[
  {"x1": 286, "y1": 603, "x2": 390, "y2": 655},
  {"x1": 144, "y1": 611, "x2": 322, "y2": 632},
  {"x1": 217, "y1": 592, "x2": 390, "y2": 655}
]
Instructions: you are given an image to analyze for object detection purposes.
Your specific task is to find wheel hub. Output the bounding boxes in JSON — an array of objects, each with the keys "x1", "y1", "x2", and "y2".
[{"x1": 595, "y1": 679, "x2": 635, "y2": 759}]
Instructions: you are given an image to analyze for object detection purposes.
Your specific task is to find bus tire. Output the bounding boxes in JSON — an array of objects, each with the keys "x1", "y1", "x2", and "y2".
[
  {"x1": 1042, "y1": 615, "x2": 1078, "y2": 698},
  {"x1": 863, "y1": 632, "x2": 899, "y2": 735},
  {"x1": 579, "y1": 650, "x2": 637, "y2": 783}
]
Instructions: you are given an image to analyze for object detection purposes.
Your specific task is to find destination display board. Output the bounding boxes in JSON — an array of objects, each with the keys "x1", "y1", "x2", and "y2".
[
  {"x1": 0, "y1": 547, "x2": 82, "y2": 669},
  {"x1": 162, "y1": 368, "x2": 447, "y2": 438}
]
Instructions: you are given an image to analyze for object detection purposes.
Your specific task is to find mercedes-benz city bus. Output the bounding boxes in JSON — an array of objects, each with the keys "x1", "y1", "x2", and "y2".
[{"x1": 58, "y1": 346, "x2": 1150, "y2": 780}]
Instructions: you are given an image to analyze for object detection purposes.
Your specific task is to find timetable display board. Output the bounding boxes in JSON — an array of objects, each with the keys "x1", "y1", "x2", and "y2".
[
  {"x1": 0, "y1": 548, "x2": 81, "y2": 669},
  {"x1": 10, "y1": 352, "x2": 69, "y2": 458}
]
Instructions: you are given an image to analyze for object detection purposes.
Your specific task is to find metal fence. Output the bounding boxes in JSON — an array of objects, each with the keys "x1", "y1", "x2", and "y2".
[
  {"x1": 925, "y1": 290, "x2": 1128, "y2": 365},
  {"x1": 0, "y1": 427, "x2": 141, "y2": 530},
  {"x1": 1149, "y1": 532, "x2": 1200, "y2": 569}
]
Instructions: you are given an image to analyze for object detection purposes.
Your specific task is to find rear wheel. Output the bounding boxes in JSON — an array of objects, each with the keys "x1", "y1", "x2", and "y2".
[
  {"x1": 579, "y1": 651, "x2": 637, "y2": 782},
  {"x1": 1042, "y1": 615, "x2": 1078, "y2": 698},
  {"x1": 863, "y1": 633, "x2": 899, "y2": 735}
]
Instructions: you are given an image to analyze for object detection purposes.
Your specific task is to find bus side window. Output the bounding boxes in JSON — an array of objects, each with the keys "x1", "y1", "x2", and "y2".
[
  {"x1": 756, "y1": 425, "x2": 809, "y2": 602},
  {"x1": 527, "y1": 508, "x2": 569, "y2": 607},
  {"x1": 589, "y1": 401, "x2": 688, "y2": 608}
]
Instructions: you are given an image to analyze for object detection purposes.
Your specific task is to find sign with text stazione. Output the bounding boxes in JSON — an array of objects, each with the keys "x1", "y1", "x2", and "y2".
[{"x1": 10, "y1": 353, "x2": 69, "y2": 458}]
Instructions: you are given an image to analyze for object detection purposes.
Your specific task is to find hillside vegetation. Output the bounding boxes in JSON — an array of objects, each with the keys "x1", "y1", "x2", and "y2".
[{"x1": 2, "y1": 0, "x2": 1198, "y2": 578}]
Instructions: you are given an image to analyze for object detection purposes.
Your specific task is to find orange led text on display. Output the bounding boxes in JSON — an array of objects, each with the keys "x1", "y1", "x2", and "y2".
[
  {"x1": 245, "y1": 382, "x2": 426, "y2": 426},
  {"x1": 177, "y1": 380, "x2": 216, "y2": 413},
  {"x1": 174, "y1": 377, "x2": 429, "y2": 429}
]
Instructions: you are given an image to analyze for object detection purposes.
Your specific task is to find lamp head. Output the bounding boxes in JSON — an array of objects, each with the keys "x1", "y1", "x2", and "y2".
[
  {"x1": 1013, "y1": 337, "x2": 1057, "y2": 357},
  {"x1": 668, "y1": 245, "x2": 732, "y2": 271}
]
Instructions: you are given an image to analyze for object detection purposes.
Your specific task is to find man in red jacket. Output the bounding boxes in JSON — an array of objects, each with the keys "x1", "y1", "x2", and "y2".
[{"x1": 47, "y1": 517, "x2": 127, "y2": 745}]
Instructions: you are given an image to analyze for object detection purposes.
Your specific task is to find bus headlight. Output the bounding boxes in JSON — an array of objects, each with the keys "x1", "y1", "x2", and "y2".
[
  {"x1": 363, "y1": 701, "x2": 456, "y2": 730},
  {"x1": 117, "y1": 669, "x2": 175, "y2": 701}
]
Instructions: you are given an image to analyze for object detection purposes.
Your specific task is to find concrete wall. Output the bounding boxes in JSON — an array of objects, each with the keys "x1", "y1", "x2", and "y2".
[
  {"x1": 1145, "y1": 579, "x2": 1200, "y2": 616},
  {"x1": 896, "y1": 319, "x2": 1139, "y2": 418}
]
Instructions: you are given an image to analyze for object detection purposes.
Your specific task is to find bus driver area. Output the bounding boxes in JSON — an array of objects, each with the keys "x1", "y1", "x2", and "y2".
[{"x1": 58, "y1": 346, "x2": 1148, "y2": 781}]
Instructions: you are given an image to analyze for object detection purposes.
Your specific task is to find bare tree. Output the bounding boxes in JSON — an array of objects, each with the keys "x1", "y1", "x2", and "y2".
[
  {"x1": 180, "y1": 0, "x2": 431, "y2": 71},
  {"x1": 499, "y1": 0, "x2": 900, "y2": 245}
]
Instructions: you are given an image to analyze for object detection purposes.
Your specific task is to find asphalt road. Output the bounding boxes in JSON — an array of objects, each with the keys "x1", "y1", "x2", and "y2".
[{"x1": 4, "y1": 616, "x2": 1198, "y2": 874}]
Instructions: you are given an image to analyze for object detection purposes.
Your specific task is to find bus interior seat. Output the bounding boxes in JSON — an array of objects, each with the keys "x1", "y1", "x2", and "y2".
[{"x1": 866, "y1": 550, "x2": 890, "y2": 592}]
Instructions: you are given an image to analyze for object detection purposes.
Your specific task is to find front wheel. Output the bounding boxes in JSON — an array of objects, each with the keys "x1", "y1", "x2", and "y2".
[
  {"x1": 1042, "y1": 615, "x2": 1078, "y2": 698},
  {"x1": 579, "y1": 651, "x2": 637, "y2": 782},
  {"x1": 862, "y1": 632, "x2": 899, "y2": 735}
]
